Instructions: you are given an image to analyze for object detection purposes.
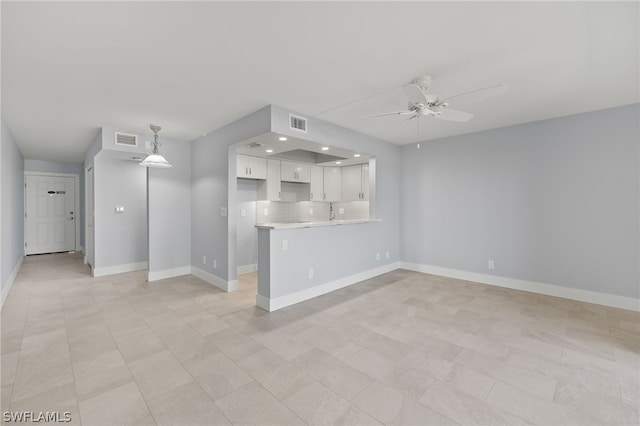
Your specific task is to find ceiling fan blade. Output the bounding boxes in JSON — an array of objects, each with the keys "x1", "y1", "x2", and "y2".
[
  {"x1": 441, "y1": 84, "x2": 508, "y2": 105},
  {"x1": 358, "y1": 110, "x2": 414, "y2": 119},
  {"x1": 436, "y1": 109, "x2": 474, "y2": 122},
  {"x1": 402, "y1": 84, "x2": 428, "y2": 105}
]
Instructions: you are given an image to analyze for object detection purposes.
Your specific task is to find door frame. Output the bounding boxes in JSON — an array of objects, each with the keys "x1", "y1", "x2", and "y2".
[
  {"x1": 24, "y1": 171, "x2": 81, "y2": 253},
  {"x1": 85, "y1": 166, "x2": 94, "y2": 267}
]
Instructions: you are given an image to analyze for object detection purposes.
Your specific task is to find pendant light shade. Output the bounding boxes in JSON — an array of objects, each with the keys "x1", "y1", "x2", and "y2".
[{"x1": 140, "y1": 125, "x2": 172, "y2": 168}]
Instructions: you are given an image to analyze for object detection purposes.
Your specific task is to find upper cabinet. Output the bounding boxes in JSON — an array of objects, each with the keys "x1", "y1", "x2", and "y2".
[
  {"x1": 309, "y1": 166, "x2": 323, "y2": 201},
  {"x1": 341, "y1": 163, "x2": 369, "y2": 201},
  {"x1": 257, "y1": 159, "x2": 281, "y2": 201},
  {"x1": 281, "y1": 161, "x2": 310, "y2": 183},
  {"x1": 323, "y1": 167, "x2": 341, "y2": 201},
  {"x1": 237, "y1": 155, "x2": 267, "y2": 180}
]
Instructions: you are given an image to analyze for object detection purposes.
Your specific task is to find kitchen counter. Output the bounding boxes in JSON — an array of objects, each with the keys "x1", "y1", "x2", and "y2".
[{"x1": 256, "y1": 218, "x2": 381, "y2": 230}]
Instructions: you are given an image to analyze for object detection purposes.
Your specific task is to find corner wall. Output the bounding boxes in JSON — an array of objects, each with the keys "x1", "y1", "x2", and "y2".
[
  {"x1": 190, "y1": 107, "x2": 271, "y2": 287},
  {"x1": 400, "y1": 104, "x2": 640, "y2": 303},
  {"x1": 1, "y1": 118, "x2": 25, "y2": 306}
]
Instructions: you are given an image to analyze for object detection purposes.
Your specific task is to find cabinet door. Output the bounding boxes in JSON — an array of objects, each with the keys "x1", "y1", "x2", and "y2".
[
  {"x1": 236, "y1": 154, "x2": 251, "y2": 178},
  {"x1": 280, "y1": 161, "x2": 296, "y2": 182},
  {"x1": 341, "y1": 164, "x2": 362, "y2": 201},
  {"x1": 309, "y1": 166, "x2": 323, "y2": 201},
  {"x1": 248, "y1": 156, "x2": 267, "y2": 179},
  {"x1": 361, "y1": 163, "x2": 370, "y2": 201},
  {"x1": 296, "y1": 163, "x2": 310, "y2": 183},
  {"x1": 323, "y1": 167, "x2": 341, "y2": 201},
  {"x1": 258, "y1": 159, "x2": 281, "y2": 200}
]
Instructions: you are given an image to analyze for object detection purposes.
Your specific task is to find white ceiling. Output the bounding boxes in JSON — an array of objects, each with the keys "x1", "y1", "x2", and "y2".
[{"x1": 2, "y1": 1, "x2": 638, "y2": 163}]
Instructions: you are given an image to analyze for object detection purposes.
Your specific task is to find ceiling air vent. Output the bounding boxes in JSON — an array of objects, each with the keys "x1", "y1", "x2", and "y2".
[
  {"x1": 289, "y1": 114, "x2": 307, "y2": 133},
  {"x1": 115, "y1": 132, "x2": 138, "y2": 147},
  {"x1": 247, "y1": 142, "x2": 263, "y2": 149}
]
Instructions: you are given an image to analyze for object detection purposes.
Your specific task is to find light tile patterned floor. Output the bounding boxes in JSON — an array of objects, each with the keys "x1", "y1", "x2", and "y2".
[{"x1": 1, "y1": 252, "x2": 639, "y2": 425}]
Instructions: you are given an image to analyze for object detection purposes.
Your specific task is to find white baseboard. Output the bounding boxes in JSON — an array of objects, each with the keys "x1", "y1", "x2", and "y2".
[
  {"x1": 237, "y1": 263, "x2": 257, "y2": 275},
  {"x1": 256, "y1": 261, "x2": 401, "y2": 312},
  {"x1": 148, "y1": 266, "x2": 191, "y2": 282},
  {"x1": 93, "y1": 262, "x2": 147, "y2": 277},
  {"x1": 1, "y1": 255, "x2": 24, "y2": 309},
  {"x1": 191, "y1": 266, "x2": 238, "y2": 292},
  {"x1": 400, "y1": 262, "x2": 640, "y2": 312}
]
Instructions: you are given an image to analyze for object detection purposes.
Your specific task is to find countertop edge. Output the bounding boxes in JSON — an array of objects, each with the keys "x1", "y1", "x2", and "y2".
[{"x1": 256, "y1": 218, "x2": 382, "y2": 230}]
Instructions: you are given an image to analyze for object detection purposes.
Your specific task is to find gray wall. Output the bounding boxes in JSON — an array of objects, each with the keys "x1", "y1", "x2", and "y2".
[
  {"x1": 401, "y1": 104, "x2": 639, "y2": 299},
  {"x1": 148, "y1": 136, "x2": 191, "y2": 274},
  {"x1": 24, "y1": 159, "x2": 85, "y2": 248},
  {"x1": 262, "y1": 106, "x2": 401, "y2": 298},
  {"x1": 1, "y1": 118, "x2": 25, "y2": 295},
  {"x1": 191, "y1": 107, "x2": 271, "y2": 281},
  {"x1": 93, "y1": 152, "x2": 147, "y2": 269},
  {"x1": 236, "y1": 179, "x2": 258, "y2": 269}
]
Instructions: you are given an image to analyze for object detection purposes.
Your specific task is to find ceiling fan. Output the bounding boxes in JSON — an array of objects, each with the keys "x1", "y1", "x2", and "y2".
[{"x1": 361, "y1": 75, "x2": 508, "y2": 123}]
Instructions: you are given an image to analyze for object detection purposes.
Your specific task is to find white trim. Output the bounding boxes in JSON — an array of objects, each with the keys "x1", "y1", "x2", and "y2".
[
  {"x1": 24, "y1": 171, "x2": 81, "y2": 253},
  {"x1": 257, "y1": 262, "x2": 401, "y2": 312},
  {"x1": 191, "y1": 266, "x2": 239, "y2": 292},
  {"x1": 400, "y1": 262, "x2": 640, "y2": 312},
  {"x1": 237, "y1": 263, "x2": 257, "y2": 275},
  {"x1": 1, "y1": 255, "x2": 24, "y2": 309},
  {"x1": 148, "y1": 266, "x2": 191, "y2": 282},
  {"x1": 93, "y1": 261, "x2": 147, "y2": 277}
]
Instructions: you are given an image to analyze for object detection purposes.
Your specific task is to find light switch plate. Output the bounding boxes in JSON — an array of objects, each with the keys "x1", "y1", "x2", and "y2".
[
  {"x1": 240, "y1": 208, "x2": 246, "y2": 217},
  {"x1": 220, "y1": 207, "x2": 227, "y2": 217}
]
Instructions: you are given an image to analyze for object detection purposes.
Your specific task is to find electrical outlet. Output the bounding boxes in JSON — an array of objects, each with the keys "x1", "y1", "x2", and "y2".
[
  {"x1": 263, "y1": 208, "x2": 269, "y2": 216},
  {"x1": 309, "y1": 208, "x2": 313, "y2": 215},
  {"x1": 308, "y1": 268, "x2": 314, "y2": 279},
  {"x1": 488, "y1": 260, "x2": 495, "y2": 270},
  {"x1": 282, "y1": 240, "x2": 288, "y2": 251},
  {"x1": 213, "y1": 259, "x2": 217, "y2": 269},
  {"x1": 202, "y1": 256, "x2": 206, "y2": 265},
  {"x1": 376, "y1": 252, "x2": 380, "y2": 261},
  {"x1": 220, "y1": 207, "x2": 227, "y2": 217},
  {"x1": 339, "y1": 208, "x2": 345, "y2": 215},
  {"x1": 386, "y1": 251, "x2": 390, "y2": 259}
]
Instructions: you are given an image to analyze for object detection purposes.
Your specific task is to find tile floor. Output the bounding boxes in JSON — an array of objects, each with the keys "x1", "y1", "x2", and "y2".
[{"x1": 1, "y1": 252, "x2": 639, "y2": 425}]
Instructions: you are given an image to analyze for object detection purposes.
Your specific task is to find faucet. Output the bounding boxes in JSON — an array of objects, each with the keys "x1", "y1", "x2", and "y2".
[{"x1": 329, "y1": 202, "x2": 335, "y2": 221}]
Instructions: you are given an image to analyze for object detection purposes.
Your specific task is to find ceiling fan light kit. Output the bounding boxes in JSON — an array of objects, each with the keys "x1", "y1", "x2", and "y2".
[{"x1": 361, "y1": 75, "x2": 508, "y2": 126}]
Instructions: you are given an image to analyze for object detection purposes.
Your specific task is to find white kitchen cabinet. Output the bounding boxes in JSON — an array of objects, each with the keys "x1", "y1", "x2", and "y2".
[
  {"x1": 341, "y1": 163, "x2": 369, "y2": 201},
  {"x1": 309, "y1": 166, "x2": 323, "y2": 201},
  {"x1": 323, "y1": 166, "x2": 341, "y2": 201},
  {"x1": 237, "y1": 154, "x2": 267, "y2": 179},
  {"x1": 257, "y1": 159, "x2": 281, "y2": 201},
  {"x1": 281, "y1": 161, "x2": 310, "y2": 183}
]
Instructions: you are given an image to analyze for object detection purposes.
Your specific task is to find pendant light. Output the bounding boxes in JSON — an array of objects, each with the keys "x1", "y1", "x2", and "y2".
[{"x1": 139, "y1": 124, "x2": 172, "y2": 168}]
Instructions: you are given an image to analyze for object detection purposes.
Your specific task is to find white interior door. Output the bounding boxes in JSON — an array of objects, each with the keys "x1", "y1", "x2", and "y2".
[{"x1": 25, "y1": 175, "x2": 76, "y2": 255}]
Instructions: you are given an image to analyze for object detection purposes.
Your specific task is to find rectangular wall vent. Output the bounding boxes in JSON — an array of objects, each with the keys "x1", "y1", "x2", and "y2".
[
  {"x1": 115, "y1": 132, "x2": 138, "y2": 147},
  {"x1": 289, "y1": 114, "x2": 307, "y2": 133}
]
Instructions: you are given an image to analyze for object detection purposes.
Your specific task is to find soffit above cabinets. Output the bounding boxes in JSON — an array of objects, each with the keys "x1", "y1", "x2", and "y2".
[{"x1": 235, "y1": 132, "x2": 370, "y2": 167}]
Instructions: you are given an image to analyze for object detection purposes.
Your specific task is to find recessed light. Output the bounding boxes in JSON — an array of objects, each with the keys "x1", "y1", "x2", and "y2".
[
  {"x1": 354, "y1": 154, "x2": 361, "y2": 157},
  {"x1": 321, "y1": 147, "x2": 329, "y2": 151},
  {"x1": 278, "y1": 136, "x2": 287, "y2": 141},
  {"x1": 336, "y1": 161, "x2": 342, "y2": 165},
  {"x1": 266, "y1": 149, "x2": 273, "y2": 153}
]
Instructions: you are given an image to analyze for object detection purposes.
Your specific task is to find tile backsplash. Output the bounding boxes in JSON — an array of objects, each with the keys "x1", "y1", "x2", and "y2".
[{"x1": 256, "y1": 201, "x2": 369, "y2": 224}]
